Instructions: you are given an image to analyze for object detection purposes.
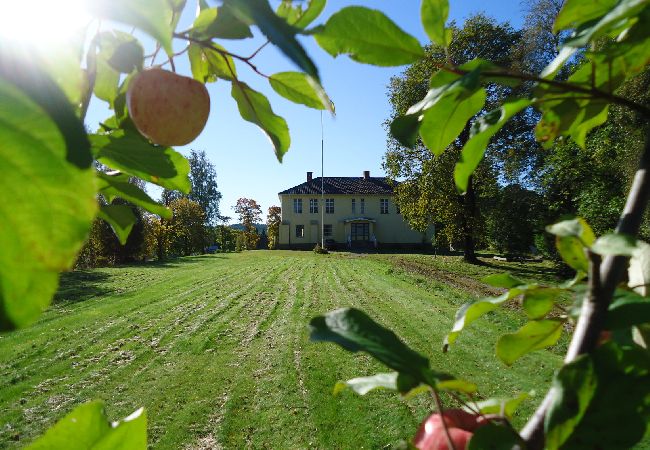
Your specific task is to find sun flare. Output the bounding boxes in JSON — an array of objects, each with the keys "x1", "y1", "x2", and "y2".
[{"x1": 0, "y1": 0, "x2": 90, "y2": 46}]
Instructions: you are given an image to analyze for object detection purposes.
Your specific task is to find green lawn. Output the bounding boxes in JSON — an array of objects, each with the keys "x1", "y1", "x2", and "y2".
[{"x1": 1, "y1": 251, "x2": 565, "y2": 449}]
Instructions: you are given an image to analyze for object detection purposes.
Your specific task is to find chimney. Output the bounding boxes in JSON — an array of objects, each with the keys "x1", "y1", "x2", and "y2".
[
  {"x1": 363, "y1": 170, "x2": 370, "y2": 179},
  {"x1": 307, "y1": 171, "x2": 313, "y2": 182}
]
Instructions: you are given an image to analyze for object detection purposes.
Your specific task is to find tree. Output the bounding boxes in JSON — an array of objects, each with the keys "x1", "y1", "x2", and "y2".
[
  {"x1": 188, "y1": 149, "x2": 223, "y2": 225},
  {"x1": 233, "y1": 198, "x2": 262, "y2": 250},
  {"x1": 168, "y1": 198, "x2": 207, "y2": 256},
  {"x1": 266, "y1": 205, "x2": 281, "y2": 249},
  {"x1": 384, "y1": 14, "x2": 527, "y2": 262},
  {"x1": 485, "y1": 184, "x2": 544, "y2": 255},
  {"x1": 161, "y1": 149, "x2": 222, "y2": 225}
]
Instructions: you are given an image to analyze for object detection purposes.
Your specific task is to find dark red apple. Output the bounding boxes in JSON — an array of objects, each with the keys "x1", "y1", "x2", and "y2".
[{"x1": 127, "y1": 68, "x2": 210, "y2": 146}]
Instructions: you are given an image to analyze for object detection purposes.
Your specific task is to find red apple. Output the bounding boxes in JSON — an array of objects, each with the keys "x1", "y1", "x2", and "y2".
[
  {"x1": 126, "y1": 68, "x2": 210, "y2": 146},
  {"x1": 413, "y1": 409, "x2": 484, "y2": 450}
]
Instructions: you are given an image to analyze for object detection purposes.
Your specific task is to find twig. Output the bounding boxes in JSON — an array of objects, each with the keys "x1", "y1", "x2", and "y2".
[
  {"x1": 430, "y1": 388, "x2": 457, "y2": 450},
  {"x1": 173, "y1": 32, "x2": 271, "y2": 79},
  {"x1": 246, "y1": 40, "x2": 270, "y2": 60}
]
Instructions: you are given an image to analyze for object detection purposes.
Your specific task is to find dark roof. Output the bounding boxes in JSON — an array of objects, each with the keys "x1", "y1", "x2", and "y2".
[{"x1": 279, "y1": 177, "x2": 395, "y2": 195}]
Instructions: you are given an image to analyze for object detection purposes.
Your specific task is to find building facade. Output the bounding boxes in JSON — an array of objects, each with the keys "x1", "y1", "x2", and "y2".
[{"x1": 277, "y1": 171, "x2": 433, "y2": 249}]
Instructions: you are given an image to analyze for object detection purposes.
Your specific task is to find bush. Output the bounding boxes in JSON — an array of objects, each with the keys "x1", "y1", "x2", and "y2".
[{"x1": 313, "y1": 243, "x2": 328, "y2": 254}]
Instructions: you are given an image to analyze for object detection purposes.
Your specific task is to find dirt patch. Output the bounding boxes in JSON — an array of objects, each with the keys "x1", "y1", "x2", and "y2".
[{"x1": 391, "y1": 257, "x2": 502, "y2": 298}]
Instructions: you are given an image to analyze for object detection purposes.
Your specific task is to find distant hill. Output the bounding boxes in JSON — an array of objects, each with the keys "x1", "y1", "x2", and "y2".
[{"x1": 229, "y1": 223, "x2": 267, "y2": 234}]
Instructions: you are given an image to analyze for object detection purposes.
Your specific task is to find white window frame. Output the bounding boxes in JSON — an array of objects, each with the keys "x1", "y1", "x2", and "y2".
[
  {"x1": 293, "y1": 198, "x2": 302, "y2": 214},
  {"x1": 325, "y1": 198, "x2": 334, "y2": 214},
  {"x1": 309, "y1": 198, "x2": 318, "y2": 214},
  {"x1": 380, "y1": 198, "x2": 389, "y2": 214}
]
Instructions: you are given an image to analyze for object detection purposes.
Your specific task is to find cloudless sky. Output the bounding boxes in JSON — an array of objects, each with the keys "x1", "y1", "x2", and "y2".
[{"x1": 86, "y1": 0, "x2": 527, "y2": 222}]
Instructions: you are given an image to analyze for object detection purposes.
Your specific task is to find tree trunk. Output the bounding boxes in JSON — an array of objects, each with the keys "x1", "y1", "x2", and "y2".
[{"x1": 462, "y1": 175, "x2": 478, "y2": 264}]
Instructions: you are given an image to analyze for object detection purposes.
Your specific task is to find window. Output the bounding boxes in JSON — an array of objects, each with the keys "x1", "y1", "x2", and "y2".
[
  {"x1": 351, "y1": 198, "x2": 356, "y2": 214},
  {"x1": 295, "y1": 225, "x2": 304, "y2": 238},
  {"x1": 326, "y1": 198, "x2": 334, "y2": 214},
  {"x1": 380, "y1": 198, "x2": 389, "y2": 214},
  {"x1": 360, "y1": 198, "x2": 365, "y2": 214},
  {"x1": 324, "y1": 224, "x2": 333, "y2": 237},
  {"x1": 293, "y1": 198, "x2": 302, "y2": 213},
  {"x1": 309, "y1": 198, "x2": 318, "y2": 214}
]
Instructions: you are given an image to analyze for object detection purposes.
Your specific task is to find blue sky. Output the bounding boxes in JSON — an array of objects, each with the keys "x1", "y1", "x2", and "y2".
[{"x1": 86, "y1": 0, "x2": 526, "y2": 222}]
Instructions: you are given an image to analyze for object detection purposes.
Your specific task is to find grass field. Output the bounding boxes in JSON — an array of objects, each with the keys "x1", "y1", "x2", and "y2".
[{"x1": 0, "y1": 251, "x2": 566, "y2": 449}]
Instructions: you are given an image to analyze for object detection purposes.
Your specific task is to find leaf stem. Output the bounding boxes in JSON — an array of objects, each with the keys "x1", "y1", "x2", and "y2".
[{"x1": 430, "y1": 388, "x2": 457, "y2": 450}]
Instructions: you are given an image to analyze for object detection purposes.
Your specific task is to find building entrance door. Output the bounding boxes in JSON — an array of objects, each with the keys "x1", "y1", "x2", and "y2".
[{"x1": 351, "y1": 223, "x2": 369, "y2": 243}]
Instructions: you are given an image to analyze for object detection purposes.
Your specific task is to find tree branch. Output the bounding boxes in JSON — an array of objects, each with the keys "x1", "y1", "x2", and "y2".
[
  {"x1": 442, "y1": 66, "x2": 650, "y2": 118},
  {"x1": 520, "y1": 129, "x2": 650, "y2": 449}
]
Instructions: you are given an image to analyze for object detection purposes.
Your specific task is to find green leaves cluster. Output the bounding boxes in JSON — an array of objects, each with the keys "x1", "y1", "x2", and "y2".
[{"x1": 545, "y1": 343, "x2": 650, "y2": 450}]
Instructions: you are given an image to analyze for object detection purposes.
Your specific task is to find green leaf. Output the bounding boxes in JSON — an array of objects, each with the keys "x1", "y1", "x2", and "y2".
[
  {"x1": 560, "y1": 0, "x2": 648, "y2": 48},
  {"x1": 0, "y1": 76, "x2": 96, "y2": 331},
  {"x1": 231, "y1": 81, "x2": 291, "y2": 162},
  {"x1": 454, "y1": 98, "x2": 532, "y2": 193},
  {"x1": 397, "y1": 67, "x2": 484, "y2": 155},
  {"x1": 591, "y1": 233, "x2": 638, "y2": 256},
  {"x1": 470, "y1": 392, "x2": 531, "y2": 418},
  {"x1": 97, "y1": 31, "x2": 144, "y2": 74},
  {"x1": 545, "y1": 355, "x2": 597, "y2": 450},
  {"x1": 310, "y1": 308, "x2": 446, "y2": 385},
  {"x1": 628, "y1": 241, "x2": 650, "y2": 296},
  {"x1": 26, "y1": 401, "x2": 147, "y2": 450},
  {"x1": 435, "y1": 378, "x2": 477, "y2": 394},
  {"x1": 98, "y1": 205, "x2": 137, "y2": 245},
  {"x1": 547, "y1": 218, "x2": 596, "y2": 246},
  {"x1": 390, "y1": 114, "x2": 421, "y2": 148},
  {"x1": 496, "y1": 320, "x2": 564, "y2": 366},
  {"x1": 482, "y1": 273, "x2": 524, "y2": 289},
  {"x1": 93, "y1": 58, "x2": 120, "y2": 106},
  {"x1": 277, "y1": 0, "x2": 326, "y2": 29},
  {"x1": 444, "y1": 289, "x2": 525, "y2": 348},
  {"x1": 421, "y1": 0, "x2": 449, "y2": 47},
  {"x1": 188, "y1": 43, "x2": 237, "y2": 83},
  {"x1": 97, "y1": 173, "x2": 172, "y2": 219},
  {"x1": 88, "y1": 0, "x2": 174, "y2": 56},
  {"x1": 606, "y1": 290, "x2": 650, "y2": 329},
  {"x1": 553, "y1": 0, "x2": 618, "y2": 32},
  {"x1": 467, "y1": 422, "x2": 524, "y2": 450},
  {"x1": 269, "y1": 71, "x2": 331, "y2": 110},
  {"x1": 522, "y1": 288, "x2": 561, "y2": 319},
  {"x1": 190, "y1": 6, "x2": 254, "y2": 40},
  {"x1": 314, "y1": 6, "x2": 424, "y2": 66},
  {"x1": 0, "y1": 46, "x2": 92, "y2": 168},
  {"x1": 547, "y1": 218, "x2": 595, "y2": 272},
  {"x1": 420, "y1": 88, "x2": 486, "y2": 156},
  {"x1": 226, "y1": 0, "x2": 319, "y2": 80},
  {"x1": 333, "y1": 372, "x2": 399, "y2": 395},
  {"x1": 91, "y1": 130, "x2": 191, "y2": 193}
]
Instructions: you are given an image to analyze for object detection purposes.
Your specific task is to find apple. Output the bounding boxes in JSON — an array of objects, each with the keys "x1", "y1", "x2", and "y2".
[
  {"x1": 126, "y1": 68, "x2": 210, "y2": 146},
  {"x1": 413, "y1": 409, "x2": 486, "y2": 450}
]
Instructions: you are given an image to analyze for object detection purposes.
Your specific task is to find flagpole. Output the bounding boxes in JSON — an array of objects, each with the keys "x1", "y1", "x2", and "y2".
[{"x1": 320, "y1": 110, "x2": 324, "y2": 249}]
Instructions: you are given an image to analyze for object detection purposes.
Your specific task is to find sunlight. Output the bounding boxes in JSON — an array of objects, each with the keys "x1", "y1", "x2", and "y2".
[{"x1": 0, "y1": 0, "x2": 90, "y2": 46}]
